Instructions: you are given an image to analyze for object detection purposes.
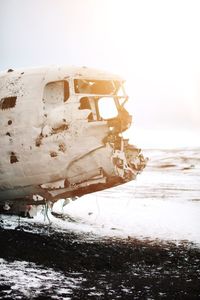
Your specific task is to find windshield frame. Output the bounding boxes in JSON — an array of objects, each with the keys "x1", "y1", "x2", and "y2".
[{"x1": 73, "y1": 78, "x2": 126, "y2": 97}]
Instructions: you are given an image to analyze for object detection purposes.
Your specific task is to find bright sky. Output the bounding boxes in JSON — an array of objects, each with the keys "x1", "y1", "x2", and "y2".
[{"x1": 0, "y1": 0, "x2": 200, "y2": 148}]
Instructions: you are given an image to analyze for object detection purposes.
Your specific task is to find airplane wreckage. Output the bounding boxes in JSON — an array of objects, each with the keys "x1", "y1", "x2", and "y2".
[{"x1": 0, "y1": 66, "x2": 146, "y2": 216}]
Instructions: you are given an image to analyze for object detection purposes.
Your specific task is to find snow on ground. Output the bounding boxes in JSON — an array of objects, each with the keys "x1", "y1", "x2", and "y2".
[
  {"x1": 26, "y1": 148, "x2": 200, "y2": 246},
  {"x1": 1, "y1": 149, "x2": 200, "y2": 245},
  {"x1": 50, "y1": 173, "x2": 200, "y2": 245},
  {"x1": 0, "y1": 258, "x2": 83, "y2": 299}
]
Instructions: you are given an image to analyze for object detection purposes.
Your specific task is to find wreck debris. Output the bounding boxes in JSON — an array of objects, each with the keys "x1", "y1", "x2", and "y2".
[{"x1": 0, "y1": 66, "x2": 146, "y2": 214}]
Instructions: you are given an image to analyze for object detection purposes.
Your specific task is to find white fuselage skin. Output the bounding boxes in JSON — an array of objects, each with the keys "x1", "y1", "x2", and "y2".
[{"x1": 0, "y1": 66, "x2": 145, "y2": 205}]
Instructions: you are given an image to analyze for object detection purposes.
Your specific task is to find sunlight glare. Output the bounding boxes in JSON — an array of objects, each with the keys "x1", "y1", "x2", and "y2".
[{"x1": 98, "y1": 97, "x2": 118, "y2": 119}]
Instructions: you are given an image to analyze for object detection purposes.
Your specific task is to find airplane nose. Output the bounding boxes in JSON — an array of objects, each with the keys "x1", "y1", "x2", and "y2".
[{"x1": 112, "y1": 142, "x2": 147, "y2": 182}]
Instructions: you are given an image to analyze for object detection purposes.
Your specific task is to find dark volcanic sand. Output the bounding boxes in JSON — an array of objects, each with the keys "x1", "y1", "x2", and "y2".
[{"x1": 0, "y1": 224, "x2": 200, "y2": 299}]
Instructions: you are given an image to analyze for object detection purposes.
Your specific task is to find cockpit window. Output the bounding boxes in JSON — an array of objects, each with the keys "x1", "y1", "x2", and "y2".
[
  {"x1": 98, "y1": 97, "x2": 118, "y2": 119},
  {"x1": 74, "y1": 79, "x2": 123, "y2": 95},
  {"x1": 79, "y1": 97, "x2": 91, "y2": 109},
  {"x1": 44, "y1": 80, "x2": 69, "y2": 104}
]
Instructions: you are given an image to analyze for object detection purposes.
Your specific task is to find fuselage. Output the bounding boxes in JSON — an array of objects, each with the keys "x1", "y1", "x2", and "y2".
[{"x1": 0, "y1": 66, "x2": 146, "y2": 206}]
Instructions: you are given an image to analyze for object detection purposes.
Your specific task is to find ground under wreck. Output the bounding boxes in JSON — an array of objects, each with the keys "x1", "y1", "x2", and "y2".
[
  {"x1": 0, "y1": 148, "x2": 200, "y2": 299},
  {"x1": 0, "y1": 224, "x2": 200, "y2": 300}
]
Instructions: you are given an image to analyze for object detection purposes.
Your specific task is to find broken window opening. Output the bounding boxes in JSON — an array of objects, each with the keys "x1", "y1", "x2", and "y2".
[
  {"x1": 79, "y1": 97, "x2": 95, "y2": 121},
  {"x1": 0, "y1": 96, "x2": 17, "y2": 110},
  {"x1": 43, "y1": 80, "x2": 69, "y2": 104},
  {"x1": 98, "y1": 97, "x2": 118, "y2": 120},
  {"x1": 64, "y1": 81, "x2": 69, "y2": 102},
  {"x1": 74, "y1": 79, "x2": 124, "y2": 96},
  {"x1": 87, "y1": 112, "x2": 94, "y2": 121},
  {"x1": 79, "y1": 95, "x2": 122, "y2": 121},
  {"x1": 79, "y1": 97, "x2": 91, "y2": 110}
]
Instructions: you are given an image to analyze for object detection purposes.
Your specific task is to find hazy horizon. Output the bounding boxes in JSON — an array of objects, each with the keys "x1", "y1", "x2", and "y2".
[{"x1": 1, "y1": 0, "x2": 200, "y2": 147}]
